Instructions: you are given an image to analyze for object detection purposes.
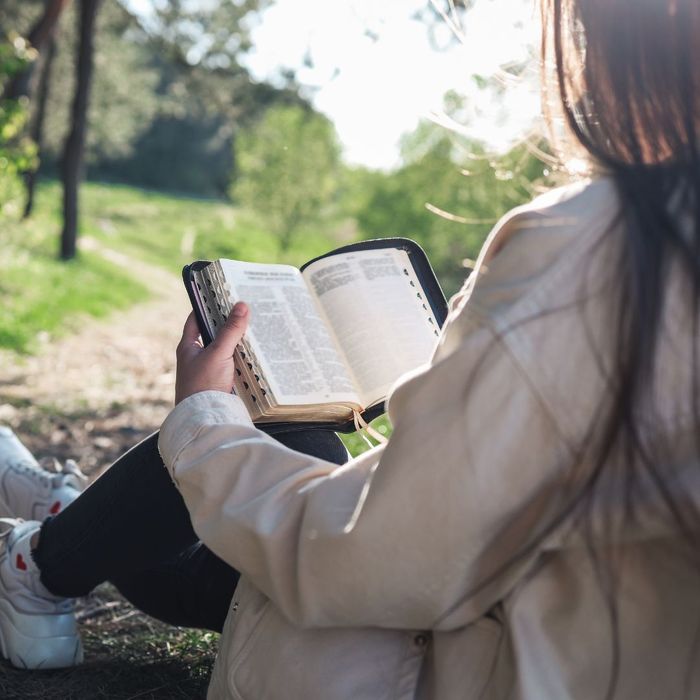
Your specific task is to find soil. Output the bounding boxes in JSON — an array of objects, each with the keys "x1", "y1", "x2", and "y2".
[
  {"x1": 0, "y1": 246, "x2": 189, "y2": 474},
  {"x1": 0, "y1": 251, "x2": 217, "y2": 699}
]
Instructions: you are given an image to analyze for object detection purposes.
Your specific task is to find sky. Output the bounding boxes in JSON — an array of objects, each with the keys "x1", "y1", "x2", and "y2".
[{"x1": 127, "y1": 0, "x2": 541, "y2": 169}]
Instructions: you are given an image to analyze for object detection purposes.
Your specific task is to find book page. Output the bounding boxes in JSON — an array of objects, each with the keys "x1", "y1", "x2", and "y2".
[
  {"x1": 303, "y1": 248, "x2": 440, "y2": 406},
  {"x1": 218, "y1": 260, "x2": 360, "y2": 406}
]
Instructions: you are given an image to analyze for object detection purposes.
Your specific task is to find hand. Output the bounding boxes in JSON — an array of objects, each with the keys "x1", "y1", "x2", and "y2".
[{"x1": 175, "y1": 303, "x2": 250, "y2": 405}]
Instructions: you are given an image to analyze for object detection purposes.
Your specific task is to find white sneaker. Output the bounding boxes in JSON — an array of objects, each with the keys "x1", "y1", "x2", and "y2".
[
  {"x1": 0, "y1": 518, "x2": 83, "y2": 669},
  {"x1": 0, "y1": 427, "x2": 86, "y2": 521}
]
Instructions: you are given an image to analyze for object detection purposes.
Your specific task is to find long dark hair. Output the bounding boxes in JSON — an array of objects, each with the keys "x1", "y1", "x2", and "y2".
[{"x1": 541, "y1": 0, "x2": 700, "y2": 695}]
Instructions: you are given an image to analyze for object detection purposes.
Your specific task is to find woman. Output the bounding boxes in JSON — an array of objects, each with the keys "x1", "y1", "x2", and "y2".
[{"x1": 1, "y1": 0, "x2": 699, "y2": 697}]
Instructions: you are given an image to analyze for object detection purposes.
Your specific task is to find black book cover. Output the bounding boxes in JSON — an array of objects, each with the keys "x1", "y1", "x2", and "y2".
[{"x1": 182, "y1": 238, "x2": 448, "y2": 434}]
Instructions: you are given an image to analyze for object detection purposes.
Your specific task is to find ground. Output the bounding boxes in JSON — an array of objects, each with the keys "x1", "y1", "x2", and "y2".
[
  {"x1": 0, "y1": 243, "x2": 186, "y2": 469},
  {"x1": 0, "y1": 250, "x2": 217, "y2": 699}
]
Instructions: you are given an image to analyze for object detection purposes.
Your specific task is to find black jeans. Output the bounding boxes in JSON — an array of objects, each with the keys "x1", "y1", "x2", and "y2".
[{"x1": 32, "y1": 429, "x2": 348, "y2": 633}]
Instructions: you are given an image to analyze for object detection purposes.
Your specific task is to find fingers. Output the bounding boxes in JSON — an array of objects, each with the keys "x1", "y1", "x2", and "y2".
[
  {"x1": 210, "y1": 302, "x2": 249, "y2": 357},
  {"x1": 181, "y1": 312, "x2": 201, "y2": 344},
  {"x1": 177, "y1": 312, "x2": 202, "y2": 354}
]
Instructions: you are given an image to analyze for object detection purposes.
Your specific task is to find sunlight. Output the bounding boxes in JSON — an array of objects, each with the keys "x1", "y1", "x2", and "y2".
[
  {"x1": 123, "y1": 0, "x2": 541, "y2": 168},
  {"x1": 243, "y1": 0, "x2": 541, "y2": 168}
]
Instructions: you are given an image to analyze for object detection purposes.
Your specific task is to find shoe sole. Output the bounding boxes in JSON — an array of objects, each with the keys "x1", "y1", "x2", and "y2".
[{"x1": 0, "y1": 599, "x2": 83, "y2": 669}]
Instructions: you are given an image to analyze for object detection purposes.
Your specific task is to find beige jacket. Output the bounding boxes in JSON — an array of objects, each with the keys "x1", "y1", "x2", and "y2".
[{"x1": 159, "y1": 178, "x2": 700, "y2": 700}]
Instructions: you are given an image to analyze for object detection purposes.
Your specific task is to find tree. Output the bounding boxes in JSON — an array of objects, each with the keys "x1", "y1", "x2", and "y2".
[
  {"x1": 23, "y1": 34, "x2": 56, "y2": 217},
  {"x1": 108, "y1": 0, "x2": 286, "y2": 196},
  {"x1": 1, "y1": 0, "x2": 71, "y2": 101},
  {"x1": 60, "y1": 0, "x2": 100, "y2": 260},
  {"x1": 36, "y1": 1, "x2": 158, "y2": 172},
  {"x1": 1, "y1": 1, "x2": 69, "y2": 217},
  {"x1": 233, "y1": 105, "x2": 340, "y2": 253},
  {"x1": 33, "y1": 0, "x2": 300, "y2": 197},
  {"x1": 354, "y1": 119, "x2": 549, "y2": 295},
  {"x1": 0, "y1": 37, "x2": 38, "y2": 216}
]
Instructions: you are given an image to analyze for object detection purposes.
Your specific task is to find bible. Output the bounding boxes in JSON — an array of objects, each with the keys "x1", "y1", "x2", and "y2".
[{"x1": 183, "y1": 238, "x2": 447, "y2": 433}]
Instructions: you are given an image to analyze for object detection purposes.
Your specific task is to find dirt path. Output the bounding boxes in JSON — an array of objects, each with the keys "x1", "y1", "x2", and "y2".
[
  {"x1": 0, "y1": 240, "x2": 190, "y2": 475},
  {"x1": 0, "y1": 245, "x2": 217, "y2": 699}
]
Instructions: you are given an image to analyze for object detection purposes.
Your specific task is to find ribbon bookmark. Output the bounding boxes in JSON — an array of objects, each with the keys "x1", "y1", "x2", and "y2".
[{"x1": 352, "y1": 410, "x2": 388, "y2": 445}]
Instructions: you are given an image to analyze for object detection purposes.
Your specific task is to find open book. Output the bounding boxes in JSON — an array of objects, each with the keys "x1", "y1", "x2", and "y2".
[{"x1": 183, "y1": 238, "x2": 447, "y2": 433}]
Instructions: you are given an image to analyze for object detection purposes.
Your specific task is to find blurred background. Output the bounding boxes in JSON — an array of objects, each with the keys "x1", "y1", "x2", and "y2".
[
  {"x1": 0, "y1": 0, "x2": 550, "y2": 350},
  {"x1": 0, "y1": 2, "x2": 556, "y2": 696},
  {"x1": 0, "y1": 0, "x2": 557, "y2": 471}
]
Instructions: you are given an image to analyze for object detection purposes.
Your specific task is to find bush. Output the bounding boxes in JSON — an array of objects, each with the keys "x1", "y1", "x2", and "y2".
[{"x1": 232, "y1": 105, "x2": 340, "y2": 253}]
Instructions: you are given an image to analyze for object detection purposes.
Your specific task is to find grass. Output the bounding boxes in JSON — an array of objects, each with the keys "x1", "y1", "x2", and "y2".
[
  {"x1": 1, "y1": 189, "x2": 149, "y2": 354},
  {"x1": 0, "y1": 585, "x2": 216, "y2": 700},
  {"x1": 0, "y1": 179, "x2": 392, "y2": 449},
  {"x1": 0, "y1": 250, "x2": 148, "y2": 355},
  {"x1": 0, "y1": 179, "x2": 391, "y2": 696},
  {"x1": 0, "y1": 180, "x2": 355, "y2": 355},
  {"x1": 77, "y1": 180, "x2": 350, "y2": 272},
  {"x1": 340, "y1": 414, "x2": 392, "y2": 455},
  {"x1": 0, "y1": 180, "x2": 395, "y2": 442}
]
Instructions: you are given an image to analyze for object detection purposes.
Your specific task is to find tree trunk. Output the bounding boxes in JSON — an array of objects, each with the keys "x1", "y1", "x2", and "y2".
[
  {"x1": 2, "y1": 0, "x2": 71, "y2": 100},
  {"x1": 60, "y1": 0, "x2": 101, "y2": 261},
  {"x1": 23, "y1": 37, "x2": 58, "y2": 219}
]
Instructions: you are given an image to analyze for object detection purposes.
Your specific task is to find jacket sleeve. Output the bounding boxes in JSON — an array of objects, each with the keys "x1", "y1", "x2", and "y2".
[
  {"x1": 158, "y1": 287, "x2": 571, "y2": 632},
  {"x1": 157, "y1": 192, "x2": 613, "y2": 631}
]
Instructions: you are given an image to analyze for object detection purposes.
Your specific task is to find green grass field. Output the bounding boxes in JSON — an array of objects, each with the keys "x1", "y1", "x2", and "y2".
[
  {"x1": 0, "y1": 180, "x2": 388, "y2": 453},
  {"x1": 78, "y1": 180, "x2": 347, "y2": 271},
  {"x1": 0, "y1": 179, "x2": 389, "y2": 697},
  {"x1": 1, "y1": 180, "x2": 353, "y2": 354},
  {"x1": 1, "y1": 184, "x2": 149, "y2": 354}
]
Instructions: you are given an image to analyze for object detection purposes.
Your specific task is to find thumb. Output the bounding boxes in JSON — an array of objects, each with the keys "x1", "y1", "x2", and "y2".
[{"x1": 210, "y1": 302, "x2": 249, "y2": 357}]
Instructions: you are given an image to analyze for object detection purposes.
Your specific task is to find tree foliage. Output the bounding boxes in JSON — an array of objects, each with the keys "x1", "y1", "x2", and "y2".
[
  {"x1": 1, "y1": 0, "x2": 70, "y2": 101},
  {"x1": 412, "y1": 0, "x2": 473, "y2": 51},
  {"x1": 0, "y1": 36, "x2": 38, "y2": 215},
  {"x1": 353, "y1": 119, "x2": 550, "y2": 295},
  {"x1": 94, "y1": 0, "x2": 277, "y2": 194},
  {"x1": 3, "y1": 0, "x2": 300, "y2": 197},
  {"x1": 233, "y1": 104, "x2": 341, "y2": 252},
  {"x1": 36, "y1": 1, "x2": 158, "y2": 165}
]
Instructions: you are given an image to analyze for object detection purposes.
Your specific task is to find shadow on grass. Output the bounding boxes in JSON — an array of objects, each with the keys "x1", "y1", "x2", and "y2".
[{"x1": 0, "y1": 584, "x2": 217, "y2": 700}]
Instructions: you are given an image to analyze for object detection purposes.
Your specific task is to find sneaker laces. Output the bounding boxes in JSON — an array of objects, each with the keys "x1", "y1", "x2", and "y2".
[{"x1": 39, "y1": 457, "x2": 88, "y2": 492}]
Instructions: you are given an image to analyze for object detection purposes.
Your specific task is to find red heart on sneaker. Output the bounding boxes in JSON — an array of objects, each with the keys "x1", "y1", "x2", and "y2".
[
  {"x1": 49, "y1": 501, "x2": 62, "y2": 515},
  {"x1": 16, "y1": 553, "x2": 27, "y2": 571}
]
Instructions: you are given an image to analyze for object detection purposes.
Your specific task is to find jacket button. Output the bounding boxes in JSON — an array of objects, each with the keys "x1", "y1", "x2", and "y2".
[
  {"x1": 232, "y1": 602, "x2": 239, "y2": 612},
  {"x1": 414, "y1": 633, "x2": 428, "y2": 648}
]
